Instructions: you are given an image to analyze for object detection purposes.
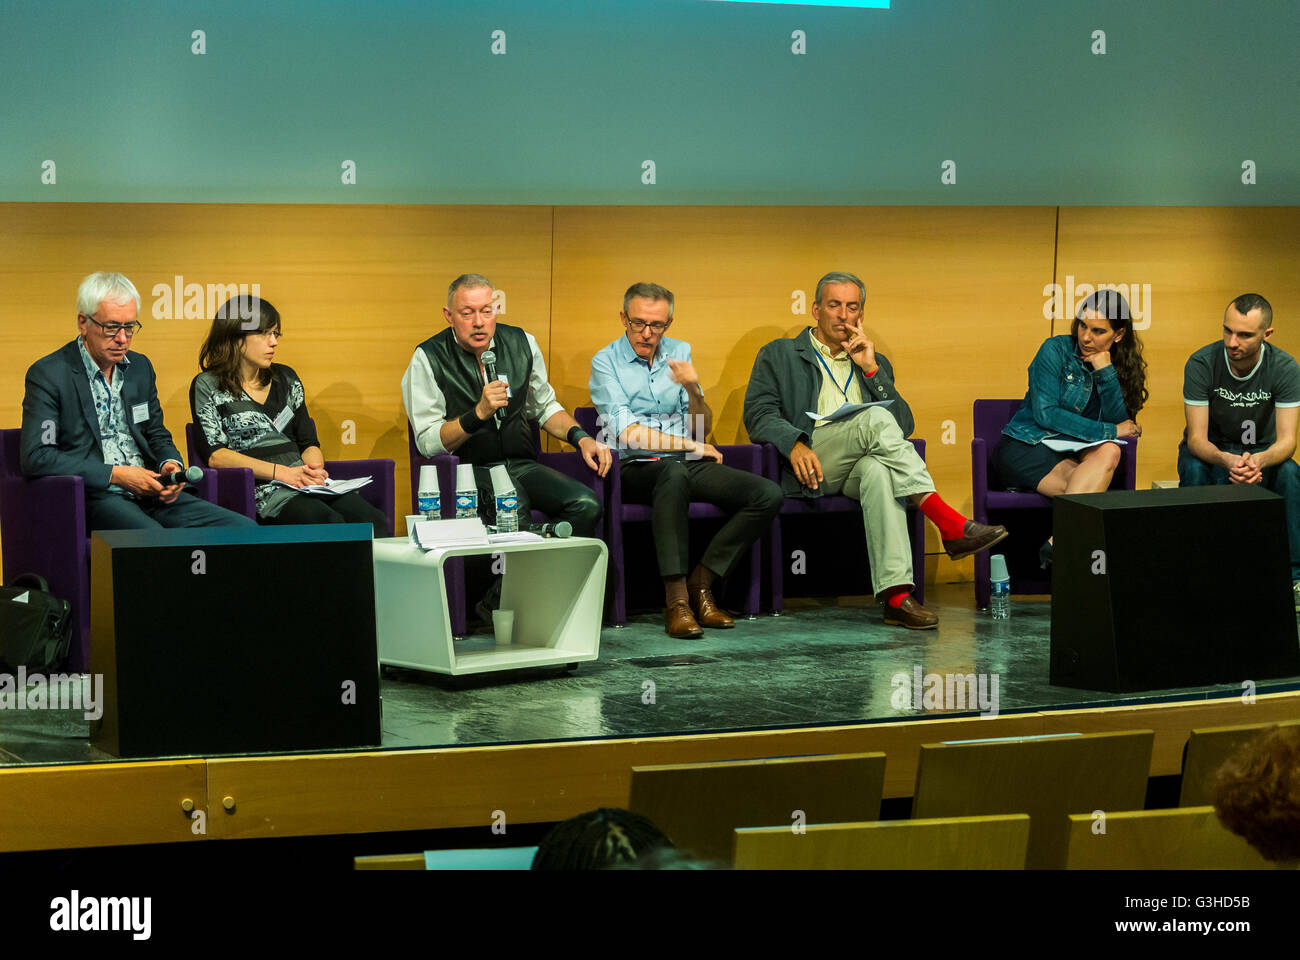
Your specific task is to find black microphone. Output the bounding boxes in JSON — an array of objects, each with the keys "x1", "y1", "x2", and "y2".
[
  {"x1": 159, "y1": 466, "x2": 203, "y2": 487},
  {"x1": 481, "y1": 350, "x2": 506, "y2": 423},
  {"x1": 536, "y1": 521, "x2": 573, "y2": 539}
]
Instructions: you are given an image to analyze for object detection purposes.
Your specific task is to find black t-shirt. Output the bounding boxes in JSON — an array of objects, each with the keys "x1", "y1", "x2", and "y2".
[{"x1": 1182, "y1": 342, "x2": 1300, "y2": 452}]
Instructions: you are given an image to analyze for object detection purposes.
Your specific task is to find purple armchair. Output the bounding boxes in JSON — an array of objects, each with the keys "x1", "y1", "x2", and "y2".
[
  {"x1": 575, "y1": 407, "x2": 762, "y2": 626},
  {"x1": 185, "y1": 423, "x2": 396, "y2": 537},
  {"x1": 406, "y1": 419, "x2": 603, "y2": 636},
  {"x1": 971, "y1": 398, "x2": 1138, "y2": 609},
  {"x1": 0, "y1": 427, "x2": 219, "y2": 671},
  {"x1": 761, "y1": 439, "x2": 928, "y2": 613}
]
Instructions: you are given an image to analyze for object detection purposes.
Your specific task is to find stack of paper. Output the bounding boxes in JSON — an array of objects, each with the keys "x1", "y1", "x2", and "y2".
[{"x1": 413, "y1": 517, "x2": 489, "y2": 549}]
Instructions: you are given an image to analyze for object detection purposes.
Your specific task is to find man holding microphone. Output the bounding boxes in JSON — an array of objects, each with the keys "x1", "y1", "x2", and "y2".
[
  {"x1": 402, "y1": 273, "x2": 610, "y2": 537},
  {"x1": 21, "y1": 271, "x2": 256, "y2": 531}
]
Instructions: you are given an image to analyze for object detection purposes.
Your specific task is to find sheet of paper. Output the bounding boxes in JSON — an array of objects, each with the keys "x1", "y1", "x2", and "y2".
[
  {"x1": 487, "y1": 531, "x2": 544, "y2": 544},
  {"x1": 272, "y1": 476, "x2": 373, "y2": 496},
  {"x1": 805, "y1": 400, "x2": 893, "y2": 424},
  {"x1": 1040, "y1": 437, "x2": 1127, "y2": 453}
]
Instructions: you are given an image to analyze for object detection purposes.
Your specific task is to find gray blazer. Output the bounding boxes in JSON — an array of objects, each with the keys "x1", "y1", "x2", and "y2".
[
  {"x1": 742, "y1": 328, "x2": 915, "y2": 496},
  {"x1": 20, "y1": 339, "x2": 184, "y2": 495}
]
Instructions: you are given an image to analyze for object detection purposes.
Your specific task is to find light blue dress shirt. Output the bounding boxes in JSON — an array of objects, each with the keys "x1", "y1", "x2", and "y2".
[{"x1": 589, "y1": 334, "x2": 696, "y2": 461}]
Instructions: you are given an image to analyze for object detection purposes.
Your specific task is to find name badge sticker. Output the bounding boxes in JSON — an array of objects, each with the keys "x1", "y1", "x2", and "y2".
[
  {"x1": 273, "y1": 406, "x2": 294, "y2": 432},
  {"x1": 131, "y1": 403, "x2": 150, "y2": 424}
]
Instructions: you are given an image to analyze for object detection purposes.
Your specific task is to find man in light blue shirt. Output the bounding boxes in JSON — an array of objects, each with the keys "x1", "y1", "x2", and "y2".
[{"x1": 590, "y1": 283, "x2": 782, "y2": 639}]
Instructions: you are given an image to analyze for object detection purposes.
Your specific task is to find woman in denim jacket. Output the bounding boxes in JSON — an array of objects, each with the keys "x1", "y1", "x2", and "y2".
[{"x1": 997, "y1": 290, "x2": 1148, "y2": 565}]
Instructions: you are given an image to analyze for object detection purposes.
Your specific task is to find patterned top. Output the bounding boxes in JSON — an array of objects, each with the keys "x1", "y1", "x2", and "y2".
[
  {"x1": 78, "y1": 337, "x2": 148, "y2": 494},
  {"x1": 189, "y1": 365, "x2": 320, "y2": 518}
]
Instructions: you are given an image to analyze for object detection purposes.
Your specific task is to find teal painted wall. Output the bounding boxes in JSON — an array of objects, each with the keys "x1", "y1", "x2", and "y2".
[{"x1": 2, "y1": 0, "x2": 1296, "y2": 204}]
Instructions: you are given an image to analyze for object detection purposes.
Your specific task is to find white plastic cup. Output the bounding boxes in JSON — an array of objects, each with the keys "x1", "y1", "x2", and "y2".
[
  {"x1": 455, "y1": 463, "x2": 476, "y2": 491},
  {"x1": 418, "y1": 465, "x2": 440, "y2": 493},
  {"x1": 489, "y1": 464, "x2": 514, "y2": 496},
  {"x1": 492, "y1": 609, "x2": 515, "y2": 646},
  {"x1": 989, "y1": 554, "x2": 1010, "y2": 582}
]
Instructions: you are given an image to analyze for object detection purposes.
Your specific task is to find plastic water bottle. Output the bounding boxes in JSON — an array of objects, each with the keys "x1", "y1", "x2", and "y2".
[
  {"x1": 417, "y1": 465, "x2": 441, "y2": 520},
  {"x1": 455, "y1": 463, "x2": 477, "y2": 520},
  {"x1": 490, "y1": 465, "x2": 518, "y2": 533},
  {"x1": 989, "y1": 553, "x2": 1011, "y2": 620}
]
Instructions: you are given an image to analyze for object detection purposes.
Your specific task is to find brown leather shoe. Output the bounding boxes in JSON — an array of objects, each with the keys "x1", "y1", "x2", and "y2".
[
  {"x1": 688, "y1": 585, "x2": 735, "y2": 629},
  {"x1": 882, "y1": 594, "x2": 939, "y2": 630},
  {"x1": 942, "y1": 520, "x2": 1009, "y2": 560},
  {"x1": 665, "y1": 600, "x2": 704, "y2": 638}
]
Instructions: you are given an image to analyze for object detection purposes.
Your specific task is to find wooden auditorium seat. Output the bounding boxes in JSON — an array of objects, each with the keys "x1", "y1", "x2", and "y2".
[
  {"x1": 1064, "y1": 806, "x2": 1275, "y2": 869},
  {"x1": 911, "y1": 731, "x2": 1153, "y2": 869},
  {"x1": 354, "y1": 853, "x2": 425, "y2": 870},
  {"x1": 628, "y1": 753, "x2": 886, "y2": 864},
  {"x1": 733, "y1": 814, "x2": 1030, "y2": 869},
  {"x1": 1179, "y1": 719, "x2": 1300, "y2": 807}
]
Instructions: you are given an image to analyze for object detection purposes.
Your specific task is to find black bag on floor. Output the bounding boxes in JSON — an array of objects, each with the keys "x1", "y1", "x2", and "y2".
[{"x1": 0, "y1": 573, "x2": 72, "y2": 673}]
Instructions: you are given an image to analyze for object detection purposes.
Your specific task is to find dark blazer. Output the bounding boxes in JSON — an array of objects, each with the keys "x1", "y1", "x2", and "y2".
[
  {"x1": 743, "y1": 328, "x2": 915, "y2": 496},
  {"x1": 20, "y1": 339, "x2": 184, "y2": 495}
]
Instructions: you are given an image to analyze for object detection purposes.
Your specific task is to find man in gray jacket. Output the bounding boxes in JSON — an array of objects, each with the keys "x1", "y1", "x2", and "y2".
[{"x1": 743, "y1": 272, "x2": 1005, "y2": 629}]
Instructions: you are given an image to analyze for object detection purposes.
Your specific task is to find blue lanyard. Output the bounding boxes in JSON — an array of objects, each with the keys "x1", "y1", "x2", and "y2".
[{"x1": 812, "y1": 347, "x2": 854, "y2": 400}]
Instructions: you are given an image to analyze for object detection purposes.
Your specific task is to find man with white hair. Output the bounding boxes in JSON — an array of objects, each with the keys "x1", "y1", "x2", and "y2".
[{"x1": 20, "y1": 272, "x2": 256, "y2": 530}]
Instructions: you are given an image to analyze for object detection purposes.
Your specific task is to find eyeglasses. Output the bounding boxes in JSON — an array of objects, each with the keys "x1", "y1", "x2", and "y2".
[
  {"x1": 627, "y1": 319, "x2": 670, "y2": 334},
  {"x1": 81, "y1": 314, "x2": 143, "y2": 338}
]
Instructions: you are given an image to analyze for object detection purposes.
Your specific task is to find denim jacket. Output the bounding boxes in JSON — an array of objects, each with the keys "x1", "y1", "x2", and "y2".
[{"x1": 1003, "y1": 335, "x2": 1130, "y2": 444}]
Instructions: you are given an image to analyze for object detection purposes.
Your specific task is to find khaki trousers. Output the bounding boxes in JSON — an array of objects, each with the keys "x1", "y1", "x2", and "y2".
[{"x1": 808, "y1": 406, "x2": 936, "y2": 593}]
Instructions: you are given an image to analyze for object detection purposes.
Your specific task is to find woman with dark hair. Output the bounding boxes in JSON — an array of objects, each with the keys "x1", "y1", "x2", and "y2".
[
  {"x1": 997, "y1": 289, "x2": 1148, "y2": 566},
  {"x1": 189, "y1": 295, "x2": 386, "y2": 535}
]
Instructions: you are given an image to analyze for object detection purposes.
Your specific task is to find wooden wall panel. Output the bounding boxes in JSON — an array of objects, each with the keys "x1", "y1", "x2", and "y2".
[
  {"x1": 2, "y1": 204, "x2": 1294, "y2": 584},
  {"x1": 0, "y1": 202, "x2": 555, "y2": 545},
  {"x1": 1054, "y1": 207, "x2": 1300, "y2": 489},
  {"x1": 550, "y1": 206, "x2": 1059, "y2": 579}
]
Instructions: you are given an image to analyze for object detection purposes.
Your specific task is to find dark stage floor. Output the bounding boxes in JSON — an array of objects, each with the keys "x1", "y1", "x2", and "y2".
[{"x1": 4, "y1": 582, "x2": 1298, "y2": 767}]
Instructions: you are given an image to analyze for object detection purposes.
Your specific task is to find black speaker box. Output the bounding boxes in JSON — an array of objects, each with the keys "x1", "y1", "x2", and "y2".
[
  {"x1": 90, "y1": 525, "x2": 381, "y2": 757},
  {"x1": 1049, "y1": 485, "x2": 1300, "y2": 692}
]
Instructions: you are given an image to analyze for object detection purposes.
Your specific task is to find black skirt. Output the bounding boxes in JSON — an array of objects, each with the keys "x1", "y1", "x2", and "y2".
[{"x1": 994, "y1": 437, "x2": 1075, "y2": 492}]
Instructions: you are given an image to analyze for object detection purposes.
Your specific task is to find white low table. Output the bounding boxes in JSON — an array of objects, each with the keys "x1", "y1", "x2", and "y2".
[{"x1": 372, "y1": 536, "x2": 607, "y2": 676}]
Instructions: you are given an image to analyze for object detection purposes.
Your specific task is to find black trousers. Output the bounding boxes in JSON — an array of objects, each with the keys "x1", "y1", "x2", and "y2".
[
  {"x1": 473, "y1": 458, "x2": 601, "y2": 537},
  {"x1": 261, "y1": 490, "x2": 389, "y2": 538},
  {"x1": 621, "y1": 458, "x2": 783, "y2": 579}
]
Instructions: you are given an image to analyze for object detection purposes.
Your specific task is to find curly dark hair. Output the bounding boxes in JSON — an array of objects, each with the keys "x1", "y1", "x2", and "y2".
[
  {"x1": 1071, "y1": 289, "x2": 1148, "y2": 415},
  {"x1": 1213, "y1": 724, "x2": 1300, "y2": 864}
]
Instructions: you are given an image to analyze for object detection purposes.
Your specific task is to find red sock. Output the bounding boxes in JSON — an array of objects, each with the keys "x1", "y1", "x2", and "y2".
[
  {"x1": 880, "y1": 585, "x2": 910, "y2": 608},
  {"x1": 917, "y1": 492, "x2": 968, "y2": 540}
]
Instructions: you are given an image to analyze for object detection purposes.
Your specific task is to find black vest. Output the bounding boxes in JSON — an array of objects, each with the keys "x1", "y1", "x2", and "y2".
[{"x1": 417, "y1": 323, "x2": 537, "y2": 465}]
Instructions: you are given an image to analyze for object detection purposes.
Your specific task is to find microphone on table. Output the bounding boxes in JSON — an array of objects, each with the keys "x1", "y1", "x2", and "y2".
[
  {"x1": 481, "y1": 350, "x2": 506, "y2": 423},
  {"x1": 159, "y1": 466, "x2": 204, "y2": 487},
  {"x1": 536, "y1": 521, "x2": 573, "y2": 539}
]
